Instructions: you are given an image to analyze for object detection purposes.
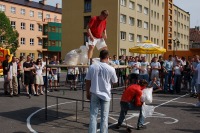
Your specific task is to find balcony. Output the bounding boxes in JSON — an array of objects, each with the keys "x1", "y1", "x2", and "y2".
[
  {"x1": 44, "y1": 18, "x2": 62, "y2": 23},
  {"x1": 190, "y1": 43, "x2": 200, "y2": 49}
]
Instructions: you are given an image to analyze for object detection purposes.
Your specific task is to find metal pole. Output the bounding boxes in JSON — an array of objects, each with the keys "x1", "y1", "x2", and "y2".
[
  {"x1": 45, "y1": 57, "x2": 48, "y2": 120},
  {"x1": 56, "y1": 97, "x2": 58, "y2": 118},
  {"x1": 111, "y1": 93, "x2": 114, "y2": 112},
  {"x1": 76, "y1": 100, "x2": 78, "y2": 122}
]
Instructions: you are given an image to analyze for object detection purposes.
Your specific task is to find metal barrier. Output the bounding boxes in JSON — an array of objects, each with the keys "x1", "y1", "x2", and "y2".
[{"x1": 44, "y1": 58, "x2": 129, "y2": 120}]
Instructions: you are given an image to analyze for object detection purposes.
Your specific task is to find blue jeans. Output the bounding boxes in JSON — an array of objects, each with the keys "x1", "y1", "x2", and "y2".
[
  {"x1": 139, "y1": 74, "x2": 149, "y2": 83},
  {"x1": 118, "y1": 101, "x2": 144, "y2": 127},
  {"x1": 164, "y1": 71, "x2": 173, "y2": 92},
  {"x1": 174, "y1": 75, "x2": 182, "y2": 93},
  {"x1": 191, "y1": 75, "x2": 197, "y2": 94},
  {"x1": 89, "y1": 93, "x2": 110, "y2": 133}
]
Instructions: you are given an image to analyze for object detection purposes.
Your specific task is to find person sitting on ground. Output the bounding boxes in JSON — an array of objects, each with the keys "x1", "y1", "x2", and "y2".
[
  {"x1": 115, "y1": 79, "x2": 148, "y2": 130},
  {"x1": 148, "y1": 76, "x2": 162, "y2": 92}
]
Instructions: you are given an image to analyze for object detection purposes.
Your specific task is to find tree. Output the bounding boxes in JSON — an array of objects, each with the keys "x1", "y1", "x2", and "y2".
[{"x1": 0, "y1": 11, "x2": 19, "y2": 53}]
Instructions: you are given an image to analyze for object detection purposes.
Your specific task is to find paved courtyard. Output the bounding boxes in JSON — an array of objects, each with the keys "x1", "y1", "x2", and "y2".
[{"x1": 0, "y1": 75, "x2": 200, "y2": 133}]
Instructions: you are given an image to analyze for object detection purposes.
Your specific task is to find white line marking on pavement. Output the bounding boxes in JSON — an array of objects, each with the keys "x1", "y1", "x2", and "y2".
[{"x1": 27, "y1": 101, "x2": 76, "y2": 133}]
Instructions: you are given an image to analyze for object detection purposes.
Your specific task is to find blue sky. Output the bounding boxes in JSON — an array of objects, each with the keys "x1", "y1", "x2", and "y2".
[{"x1": 33, "y1": 0, "x2": 199, "y2": 28}]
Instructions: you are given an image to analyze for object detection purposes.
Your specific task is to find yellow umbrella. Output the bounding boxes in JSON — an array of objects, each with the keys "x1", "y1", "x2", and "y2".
[{"x1": 129, "y1": 40, "x2": 166, "y2": 54}]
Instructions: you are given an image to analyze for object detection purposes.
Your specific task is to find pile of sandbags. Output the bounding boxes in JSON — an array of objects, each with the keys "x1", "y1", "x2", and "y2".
[{"x1": 64, "y1": 45, "x2": 88, "y2": 65}]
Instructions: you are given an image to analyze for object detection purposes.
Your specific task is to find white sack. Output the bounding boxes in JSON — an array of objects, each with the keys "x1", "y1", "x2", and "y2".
[
  {"x1": 142, "y1": 103, "x2": 155, "y2": 118},
  {"x1": 64, "y1": 49, "x2": 80, "y2": 65},
  {"x1": 141, "y1": 87, "x2": 153, "y2": 104}
]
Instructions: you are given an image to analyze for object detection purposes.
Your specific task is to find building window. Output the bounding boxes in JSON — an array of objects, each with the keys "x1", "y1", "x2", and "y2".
[
  {"x1": 120, "y1": 49, "x2": 126, "y2": 55},
  {"x1": 38, "y1": 25, "x2": 43, "y2": 31},
  {"x1": 129, "y1": 1, "x2": 135, "y2": 9},
  {"x1": 137, "y1": 19, "x2": 142, "y2": 28},
  {"x1": 21, "y1": 38, "x2": 25, "y2": 45},
  {"x1": 30, "y1": 38, "x2": 34, "y2": 45},
  {"x1": 144, "y1": 36, "x2": 148, "y2": 41},
  {"x1": 120, "y1": 14, "x2": 126, "y2": 23},
  {"x1": 144, "y1": 7, "x2": 148, "y2": 15},
  {"x1": 38, "y1": 53, "x2": 43, "y2": 58},
  {"x1": 137, "y1": 35, "x2": 142, "y2": 42},
  {"x1": 129, "y1": 17, "x2": 134, "y2": 25},
  {"x1": 120, "y1": 31, "x2": 126, "y2": 40},
  {"x1": 21, "y1": 9, "x2": 25, "y2": 15},
  {"x1": 157, "y1": 26, "x2": 159, "y2": 32},
  {"x1": 129, "y1": 33, "x2": 134, "y2": 41},
  {"x1": 144, "y1": 21, "x2": 148, "y2": 29},
  {"x1": 21, "y1": 22, "x2": 26, "y2": 29},
  {"x1": 0, "y1": 5, "x2": 6, "y2": 12},
  {"x1": 11, "y1": 21, "x2": 16, "y2": 29},
  {"x1": 30, "y1": 24, "x2": 34, "y2": 31},
  {"x1": 30, "y1": 53, "x2": 34, "y2": 59},
  {"x1": 120, "y1": 0, "x2": 126, "y2": 6},
  {"x1": 137, "y1": 4, "x2": 142, "y2": 13},
  {"x1": 38, "y1": 12, "x2": 42, "y2": 19},
  {"x1": 30, "y1": 10, "x2": 34, "y2": 17},
  {"x1": 151, "y1": 10, "x2": 153, "y2": 17},
  {"x1": 84, "y1": 0, "x2": 91, "y2": 12},
  {"x1": 84, "y1": 16, "x2": 91, "y2": 29},
  {"x1": 38, "y1": 39, "x2": 43, "y2": 45},
  {"x1": 83, "y1": 32, "x2": 88, "y2": 44},
  {"x1": 157, "y1": 13, "x2": 159, "y2": 19},
  {"x1": 46, "y1": 14, "x2": 50, "y2": 19},
  {"x1": 20, "y1": 53, "x2": 26, "y2": 57},
  {"x1": 11, "y1": 7, "x2": 16, "y2": 14}
]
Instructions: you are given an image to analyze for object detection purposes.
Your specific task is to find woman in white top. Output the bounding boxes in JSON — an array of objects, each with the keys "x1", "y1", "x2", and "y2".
[
  {"x1": 34, "y1": 59, "x2": 44, "y2": 95},
  {"x1": 173, "y1": 60, "x2": 183, "y2": 94}
]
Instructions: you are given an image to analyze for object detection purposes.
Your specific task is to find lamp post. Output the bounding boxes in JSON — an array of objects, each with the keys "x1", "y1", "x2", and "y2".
[{"x1": 173, "y1": 38, "x2": 179, "y2": 57}]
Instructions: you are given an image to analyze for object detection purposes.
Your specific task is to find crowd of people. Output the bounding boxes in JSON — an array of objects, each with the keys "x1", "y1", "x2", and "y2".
[
  {"x1": 111, "y1": 54, "x2": 200, "y2": 97},
  {"x1": 2, "y1": 54, "x2": 62, "y2": 98}
]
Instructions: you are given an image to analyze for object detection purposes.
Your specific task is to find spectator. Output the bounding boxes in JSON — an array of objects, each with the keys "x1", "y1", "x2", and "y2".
[
  {"x1": 66, "y1": 67, "x2": 79, "y2": 91},
  {"x1": 34, "y1": 59, "x2": 44, "y2": 95},
  {"x1": 2, "y1": 54, "x2": 11, "y2": 95},
  {"x1": 139, "y1": 56, "x2": 150, "y2": 82},
  {"x1": 23, "y1": 55, "x2": 36, "y2": 97},
  {"x1": 173, "y1": 60, "x2": 183, "y2": 94},
  {"x1": 148, "y1": 76, "x2": 161, "y2": 92},
  {"x1": 163, "y1": 55, "x2": 173, "y2": 93},
  {"x1": 17, "y1": 56, "x2": 25, "y2": 94},
  {"x1": 112, "y1": 55, "x2": 120, "y2": 65},
  {"x1": 9, "y1": 56, "x2": 18, "y2": 97},
  {"x1": 129, "y1": 56, "x2": 141, "y2": 84},
  {"x1": 191, "y1": 55, "x2": 199, "y2": 97},
  {"x1": 86, "y1": 50, "x2": 118, "y2": 133},
  {"x1": 150, "y1": 57, "x2": 161, "y2": 81},
  {"x1": 195, "y1": 62, "x2": 200, "y2": 107},
  {"x1": 158, "y1": 55, "x2": 165, "y2": 89},
  {"x1": 49, "y1": 56, "x2": 58, "y2": 91}
]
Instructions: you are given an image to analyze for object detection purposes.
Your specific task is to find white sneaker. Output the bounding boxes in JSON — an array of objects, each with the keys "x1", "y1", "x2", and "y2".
[{"x1": 195, "y1": 102, "x2": 200, "y2": 107}]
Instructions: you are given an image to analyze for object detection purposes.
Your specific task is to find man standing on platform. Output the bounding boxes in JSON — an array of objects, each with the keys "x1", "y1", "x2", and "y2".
[
  {"x1": 86, "y1": 50, "x2": 118, "y2": 133},
  {"x1": 87, "y1": 10, "x2": 109, "y2": 64}
]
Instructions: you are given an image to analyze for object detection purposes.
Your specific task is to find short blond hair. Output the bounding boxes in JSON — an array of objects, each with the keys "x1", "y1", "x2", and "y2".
[{"x1": 101, "y1": 10, "x2": 109, "y2": 16}]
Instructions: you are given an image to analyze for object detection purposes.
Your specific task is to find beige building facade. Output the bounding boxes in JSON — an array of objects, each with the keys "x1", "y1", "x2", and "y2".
[
  {"x1": 62, "y1": 0, "x2": 165, "y2": 58},
  {"x1": 0, "y1": 0, "x2": 62, "y2": 59},
  {"x1": 62, "y1": 0, "x2": 190, "y2": 59}
]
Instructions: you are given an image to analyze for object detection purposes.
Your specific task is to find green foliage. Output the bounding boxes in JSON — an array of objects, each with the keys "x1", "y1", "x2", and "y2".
[{"x1": 0, "y1": 11, "x2": 19, "y2": 53}]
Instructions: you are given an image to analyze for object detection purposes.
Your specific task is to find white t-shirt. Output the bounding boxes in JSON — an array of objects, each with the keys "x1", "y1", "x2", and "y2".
[
  {"x1": 151, "y1": 62, "x2": 161, "y2": 74},
  {"x1": 197, "y1": 64, "x2": 200, "y2": 84},
  {"x1": 130, "y1": 61, "x2": 141, "y2": 74},
  {"x1": 140, "y1": 62, "x2": 149, "y2": 75},
  {"x1": 68, "y1": 67, "x2": 79, "y2": 75},
  {"x1": 35, "y1": 65, "x2": 43, "y2": 76},
  {"x1": 85, "y1": 62, "x2": 118, "y2": 101},
  {"x1": 174, "y1": 66, "x2": 181, "y2": 75}
]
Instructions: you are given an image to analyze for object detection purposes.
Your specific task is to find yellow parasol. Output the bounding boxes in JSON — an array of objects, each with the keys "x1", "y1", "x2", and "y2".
[{"x1": 129, "y1": 40, "x2": 166, "y2": 54}]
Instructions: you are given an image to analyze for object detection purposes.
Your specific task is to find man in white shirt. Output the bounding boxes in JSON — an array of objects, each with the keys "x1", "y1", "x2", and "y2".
[
  {"x1": 86, "y1": 50, "x2": 118, "y2": 133},
  {"x1": 139, "y1": 56, "x2": 149, "y2": 82},
  {"x1": 129, "y1": 56, "x2": 141, "y2": 84}
]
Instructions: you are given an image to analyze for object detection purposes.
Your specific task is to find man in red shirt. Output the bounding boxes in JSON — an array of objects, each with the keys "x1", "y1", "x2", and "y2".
[
  {"x1": 87, "y1": 10, "x2": 109, "y2": 63},
  {"x1": 115, "y1": 80, "x2": 148, "y2": 130}
]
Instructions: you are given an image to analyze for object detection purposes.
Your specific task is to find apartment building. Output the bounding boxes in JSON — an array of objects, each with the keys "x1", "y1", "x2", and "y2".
[
  {"x1": 0, "y1": 0, "x2": 62, "y2": 59},
  {"x1": 62, "y1": 0, "x2": 166, "y2": 59}
]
